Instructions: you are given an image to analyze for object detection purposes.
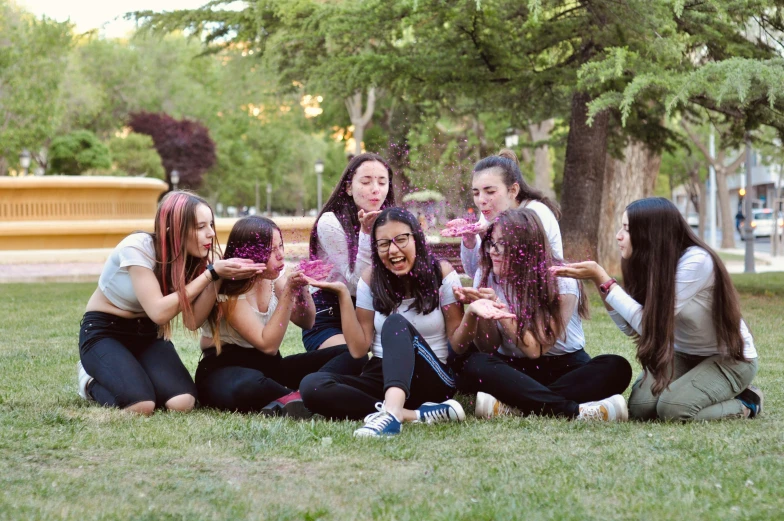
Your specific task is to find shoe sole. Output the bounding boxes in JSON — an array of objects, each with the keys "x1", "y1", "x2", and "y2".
[
  {"x1": 606, "y1": 394, "x2": 628, "y2": 422},
  {"x1": 443, "y1": 399, "x2": 466, "y2": 422}
]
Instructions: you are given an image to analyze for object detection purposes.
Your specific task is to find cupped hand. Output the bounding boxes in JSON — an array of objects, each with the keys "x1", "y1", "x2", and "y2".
[
  {"x1": 550, "y1": 261, "x2": 607, "y2": 283},
  {"x1": 304, "y1": 276, "x2": 349, "y2": 296},
  {"x1": 468, "y1": 299, "x2": 516, "y2": 320},
  {"x1": 213, "y1": 258, "x2": 266, "y2": 280},
  {"x1": 285, "y1": 270, "x2": 310, "y2": 292},
  {"x1": 358, "y1": 209, "x2": 382, "y2": 235},
  {"x1": 453, "y1": 285, "x2": 480, "y2": 304}
]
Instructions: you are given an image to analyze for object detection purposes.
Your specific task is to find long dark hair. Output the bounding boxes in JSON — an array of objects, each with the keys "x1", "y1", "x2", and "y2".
[
  {"x1": 208, "y1": 215, "x2": 280, "y2": 354},
  {"x1": 621, "y1": 197, "x2": 745, "y2": 395},
  {"x1": 480, "y1": 209, "x2": 587, "y2": 349},
  {"x1": 309, "y1": 153, "x2": 396, "y2": 270},
  {"x1": 473, "y1": 149, "x2": 561, "y2": 219},
  {"x1": 151, "y1": 190, "x2": 218, "y2": 339},
  {"x1": 370, "y1": 207, "x2": 443, "y2": 316}
]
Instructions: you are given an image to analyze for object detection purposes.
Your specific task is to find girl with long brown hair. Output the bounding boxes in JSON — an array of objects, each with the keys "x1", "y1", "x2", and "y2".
[
  {"x1": 301, "y1": 153, "x2": 396, "y2": 374},
  {"x1": 196, "y1": 216, "x2": 354, "y2": 417},
  {"x1": 450, "y1": 209, "x2": 632, "y2": 420},
  {"x1": 77, "y1": 191, "x2": 263, "y2": 415},
  {"x1": 443, "y1": 149, "x2": 563, "y2": 278},
  {"x1": 555, "y1": 197, "x2": 762, "y2": 420}
]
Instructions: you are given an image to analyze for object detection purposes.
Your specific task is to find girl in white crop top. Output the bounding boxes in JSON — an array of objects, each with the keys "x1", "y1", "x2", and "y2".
[
  {"x1": 450, "y1": 209, "x2": 632, "y2": 421},
  {"x1": 77, "y1": 191, "x2": 264, "y2": 415},
  {"x1": 442, "y1": 149, "x2": 563, "y2": 279},
  {"x1": 302, "y1": 153, "x2": 396, "y2": 354},
  {"x1": 195, "y1": 216, "x2": 356, "y2": 417},
  {"x1": 300, "y1": 208, "x2": 468, "y2": 437},
  {"x1": 555, "y1": 197, "x2": 762, "y2": 421}
]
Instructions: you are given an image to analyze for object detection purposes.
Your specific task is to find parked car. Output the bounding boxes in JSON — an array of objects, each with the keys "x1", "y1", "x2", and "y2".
[
  {"x1": 740, "y1": 209, "x2": 784, "y2": 239},
  {"x1": 686, "y1": 212, "x2": 699, "y2": 229}
]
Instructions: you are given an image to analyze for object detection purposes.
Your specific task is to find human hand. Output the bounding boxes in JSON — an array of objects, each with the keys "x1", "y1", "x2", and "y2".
[
  {"x1": 359, "y1": 209, "x2": 382, "y2": 235},
  {"x1": 213, "y1": 258, "x2": 266, "y2": 280},
  {"x1": 468, "y1": 299, "x2": 516, "y2": 320},
  {"x1": 297, "y1": 259, "x2": 333, "y2": 281},
  {"x1": 453, "y1": 285, "x2": 481, "y2": 304},
  {"x1": 304, "y1": 276, "x2": 349, "y2": 297},
  {"x1": 550, "y1": 261, "x2": 608, "y2": 283}
]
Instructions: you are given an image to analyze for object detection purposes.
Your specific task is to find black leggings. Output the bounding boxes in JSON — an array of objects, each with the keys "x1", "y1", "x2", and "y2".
[
  {"x1": 454, "y1": 349, "x2": 632, "y2": 418},
  {"x1": 195, "y1": 343, "x2": 353, "y2": 413},
  {"x1": 300, "y1": 314, "x2": 457, "y2": 420},
  {"x1": 78, "y1": 311, "x2": 196, "y2": 409}
]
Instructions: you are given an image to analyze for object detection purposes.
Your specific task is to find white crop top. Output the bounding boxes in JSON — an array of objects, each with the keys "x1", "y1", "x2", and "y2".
[
  {"x1": 98, "y1": 233, "x2": 156, "y2": 313},
  {"x1": 313, "y1": 212, "x2": 372, "y2": 296},
  {"x1": 200, "y1": 285, "x2": 279, "y2": 349},
  {"x1": 356, "y1": 269, "x2": 461, "y2": 363}
]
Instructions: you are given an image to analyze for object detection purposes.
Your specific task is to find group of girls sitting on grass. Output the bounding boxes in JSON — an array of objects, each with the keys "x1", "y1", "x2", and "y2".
[{"x1": 76, "y1": 150, "x2": 763, "y2": 436}]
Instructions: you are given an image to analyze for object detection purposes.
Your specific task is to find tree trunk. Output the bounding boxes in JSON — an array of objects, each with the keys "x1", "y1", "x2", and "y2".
[
  {"x1": 597, "y1": 139, "x2": 662, "y2": 274},
  {"x1": 716, "y1": 168, "x2": 735, "y2": 249},
  {"x1": 560, "y1": 92, "x2": 611, "y2": 261},
  {"x1": 0, "y1": 156, "x2": 7, "y2": 176},
  {"x1": 345, "y1": 88, "x2": 376, "y2": 156},
  {"x1": 528, "y1": 119, "x2": 555, "y2": 198}
]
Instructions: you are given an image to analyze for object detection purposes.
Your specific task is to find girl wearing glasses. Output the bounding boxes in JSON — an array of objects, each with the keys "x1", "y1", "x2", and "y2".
[
  {"x1": 444, "y1": 150, "x2": 562, "y2": 278},
  {"x1": 302, "y1": 153, "x2": 396, "y2": 375},
  {"x1": 554, "y1": 198, "x2": 762, "y2": 421},
  {"x1": 450, "y1": 209, "x2": 633, "y2": 421},
  {"x1": 300, "y1": 208, "x2": 469, "y2": 437},
  {"x1": 196, "y1": 216, "x2": 351, "y2": 417}
]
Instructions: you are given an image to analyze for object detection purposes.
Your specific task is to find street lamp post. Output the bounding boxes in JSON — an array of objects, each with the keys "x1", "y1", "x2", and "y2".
[
  {"x1": 19, "y1": 149, "x2": 31, "y2": 177},
  {"x1": 742, "y1": 133, "x2": 755, "y2": 273},
  {"x1": 266, "y1": 183, "x2": 272, "y2": 216},
  {"x1": 170, "y1": 170, "x2": 180, "y2": 191},
  {"x1": 315, "y1": 159, "x2": 325, "y2": 211}
]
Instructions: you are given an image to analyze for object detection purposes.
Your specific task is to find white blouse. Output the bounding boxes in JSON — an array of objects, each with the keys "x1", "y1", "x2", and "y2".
[
  {"x1": 98, "y1": 233, "x2": 156, "y2": 313},
  {"x1": 605, "y1": 246, "x2": 757, "y2": 359},
  {"x1": 313, "y1": 212, "x2": 372, "y2": 296},
  {"x1": 356, "y1": 270, "x2": 462, "y2": 363},
  {"x1": 461, "y1": 200, "x2": 563, "y2": 278}
]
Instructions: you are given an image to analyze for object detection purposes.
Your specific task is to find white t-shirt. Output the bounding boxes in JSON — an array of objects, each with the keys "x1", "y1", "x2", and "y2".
[
  {"x1": 474, "y1": 269, "x2": 584, "y2": 357},
  {"x1": 313, "y1": 211, "x2": 372, "y2": 296},
  {"x1": 460, "y1": 200, "x2": 563, "y2": 278},
  {"x1": 200, "y1": 286, "x2": 279, "y2": 349},
  {"x1": 98, "y1": 233, "x2": 156, "y2": 313},
  {"x1": 356, "y1": 269, "x2": 462, "y2": 363},
  {"x1": 606, "y1": 246, "x2": 757, "y2": 359}
]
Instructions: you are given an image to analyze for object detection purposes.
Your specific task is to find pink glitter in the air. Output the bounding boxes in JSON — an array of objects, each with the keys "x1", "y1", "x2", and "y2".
[
  {"x1": 298, "y1": 259, "x2": 334, "y2": 281},
  {"x1": 439, "y1": 222, "x2": 483, "y2": 238}
]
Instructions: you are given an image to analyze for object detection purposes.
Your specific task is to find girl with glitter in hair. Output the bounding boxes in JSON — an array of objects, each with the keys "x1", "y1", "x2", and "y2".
[
  {"x1": 196, "y1": 216, "x2": 354, "y2": 417},
  {"x1": 300, "y1": 208, "x2": 469, "y2": 437},
  {"x1": 77, "y1": 191, "x2": 264, "y2": 415},
  {"x1": 443, "y1": 149, "x2": 562, "y2": 279},
  {"x1": 450, "y1": 209, "x2": 633, "y2": 421},
  {"x1": 302, "y1": 153, "x2": 396, "y2": 375}
]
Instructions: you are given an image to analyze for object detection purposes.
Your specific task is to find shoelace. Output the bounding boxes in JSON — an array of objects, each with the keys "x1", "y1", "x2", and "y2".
[
  {"x1": 360, "y1": 402, "x2": 396, "y2": 432},
  {"x1": 420, "y1": 406, "x2": 451, "y2": 423},
  {"x1": 579, "y1": 402, "x2": 605, "y2": 421}
]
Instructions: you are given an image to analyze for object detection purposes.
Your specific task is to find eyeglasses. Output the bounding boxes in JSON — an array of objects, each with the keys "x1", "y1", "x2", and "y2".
[
  {"x1": 483, "y1": 239, "x2": 505, "y2": 255},
  {"x1": 374, "y1": 233, "x2": 413, "y2": 253}
]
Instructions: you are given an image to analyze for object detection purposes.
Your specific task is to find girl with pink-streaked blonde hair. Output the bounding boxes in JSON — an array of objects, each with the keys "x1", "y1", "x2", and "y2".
[{"x1": 76, "y1": 191, "x2": 265, "y2": 415}]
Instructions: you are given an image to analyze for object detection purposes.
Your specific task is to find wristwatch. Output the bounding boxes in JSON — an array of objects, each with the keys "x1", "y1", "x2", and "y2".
[
  {"x1": 599, "y1": 278, "x2": 617, "y2": 296},
  {"x1": 206, "y1": 264, "x2": 220, "y2": 281}
]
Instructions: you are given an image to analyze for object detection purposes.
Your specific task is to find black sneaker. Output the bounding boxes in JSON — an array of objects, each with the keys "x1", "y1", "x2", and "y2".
[
  {"x1": 261, "y1": 391, "x2": 313, "y2": 419},
  {"x1": 737, "y1": 385, "x2": 764, "y2": 418}
]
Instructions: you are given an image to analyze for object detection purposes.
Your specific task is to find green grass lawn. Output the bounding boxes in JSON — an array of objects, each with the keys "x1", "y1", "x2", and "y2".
[{"x1": 1, "y1": 278, "x2": 782, "y2": 520}]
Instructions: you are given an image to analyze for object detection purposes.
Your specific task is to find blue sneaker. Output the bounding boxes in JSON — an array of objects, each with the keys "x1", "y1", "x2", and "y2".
[
  {"x1": 354, "y1": 402, "x2": 402, "y2": 437},
  {"x1": 737, "y1": 385, "x2": 764, "y2": 418},
  {"x1": 415, "y1": 399, "x2": 466, "y2": 424}
]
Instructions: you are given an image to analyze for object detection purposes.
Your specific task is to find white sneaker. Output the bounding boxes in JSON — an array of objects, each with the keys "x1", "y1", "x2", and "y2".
[
  {"x1": 354, "y1": 402, "x2": 402, "y2": 437},
  {"x1": 415, "y1": 400, "x2": 466, "y2": 424},
  {"x1": 76, "y1": 361, "x2": 94, "y2": 401},
  {"x1": 578, "y1": 394, "x2": 628, "y2": 421},
  {"x1": 474, "y1": 392, "x2": 518, "y2": 419}
]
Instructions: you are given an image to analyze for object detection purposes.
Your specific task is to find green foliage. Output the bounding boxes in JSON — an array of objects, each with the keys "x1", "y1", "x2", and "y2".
[
  {"x1": 0, "y1": 2, "x2": 72, "y2": 169},
  {"x1": 107, "y1": 133, "x2": 164, "y2": 178},
  {"x1": 48, "y1": 130, "x2": 112, "y2": 175}
]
